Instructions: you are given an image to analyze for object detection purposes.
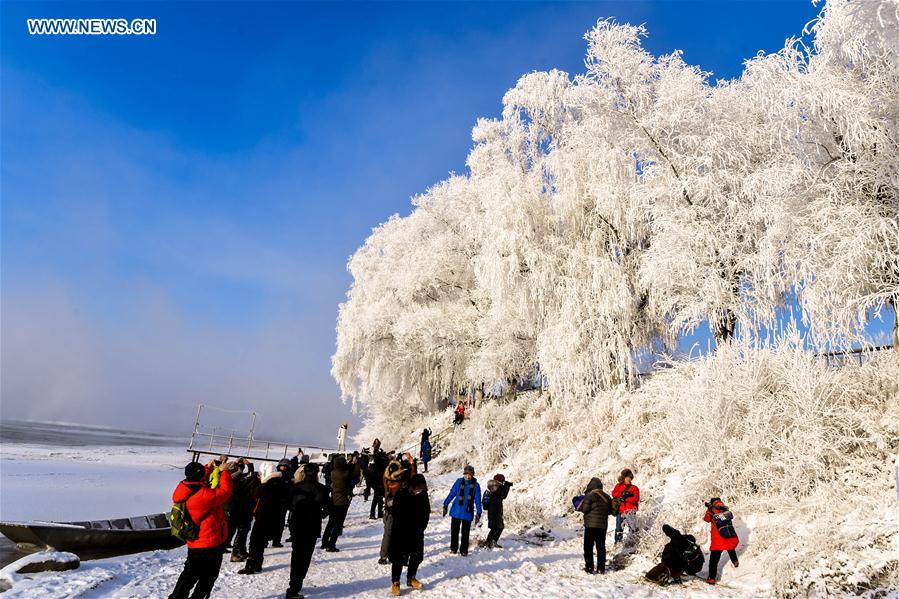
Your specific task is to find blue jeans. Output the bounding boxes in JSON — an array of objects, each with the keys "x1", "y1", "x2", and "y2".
[{"x1": 615, "y1": 512, "x2": 635, "y2": 543}]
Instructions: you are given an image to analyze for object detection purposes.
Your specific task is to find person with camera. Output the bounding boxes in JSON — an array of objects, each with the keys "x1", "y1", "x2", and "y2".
[
  {"x1": 227, "y1": 458, "x2": 259, "y2": 563},
  {"x1": 703, "y1": 497, "x2": 740, "y2": 584},
  {"x1": 285, "y1": 462, "x2": 330, "y2": 599},
  {"x1": 169, "y1": 458, "x2": 233, "y2": 599},
  {"x1": 611, "y1": 468, "x2": 640, "y2": 544},
  {"x1": 577, "y1": 477, "x2": 613, "y2": 574}
]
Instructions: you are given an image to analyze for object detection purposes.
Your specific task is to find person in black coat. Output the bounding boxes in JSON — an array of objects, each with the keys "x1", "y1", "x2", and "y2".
[
  {"x1": 239, "y1": 463, "x2": 289, "y2": 574},
  {"x1": 645, "y1": 524, "x2": 705, "y2": 585},
  {"x1": 576, "y1": 477, "x2": 613, "y2": 574},
  {"x1": 387, "y1": 473, "x2": 430, "y2": 595},
  {"x1": 228, "y1": 459, "x2": 259, "y2": 562},
  {"x1": 369, "y1": 440, "x2": 388, "y2": 520},
  {"x1": 285, "y1": 463, "x2": 330, "y2": 599},
  {"x1": 483, "y1": 473, "x2": 513, "y2": 548}
]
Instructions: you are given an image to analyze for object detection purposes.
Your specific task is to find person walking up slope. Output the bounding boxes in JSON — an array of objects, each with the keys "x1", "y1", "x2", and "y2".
[
  {"x1": 577, "y1": 477, "x2": 612, "y2": 574},
  {"x1": 482, "y1": 474, "x2": 512, "y2": 548},
  {"x1": 388, "y1": 473, "x2": 430, "y2": 596},
  {"x1": 285, "y1": 463, "x2": 329, "y2": 599},
  {"x1": 703, "y1": 497, "x2": 740, "y2": 584},
  {"x1": 169, "y1": 459, "x2": 233, "y2": 599},
  {"x1": 612, "y1": 468, "x2": 640, "y2": 544},
  {"x1": 419, "y1": 429, "x2": 432, "y2": 473},
  {"x1": 442, "y1": 465, "x2": 481, "y2": 556}
]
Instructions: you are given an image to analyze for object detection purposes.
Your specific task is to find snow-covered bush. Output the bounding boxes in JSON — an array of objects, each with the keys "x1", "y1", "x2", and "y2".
[{"x1": 419, "y1": 346, "x2": 898, "y2": 596}]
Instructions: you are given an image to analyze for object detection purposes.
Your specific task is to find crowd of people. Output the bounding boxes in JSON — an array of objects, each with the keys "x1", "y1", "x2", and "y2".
[{"x1": 168, "y1": 432, "x2": 741, "y2": 599}]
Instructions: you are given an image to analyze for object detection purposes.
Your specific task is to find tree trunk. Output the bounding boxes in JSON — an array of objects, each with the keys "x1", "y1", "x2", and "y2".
[
  {"x1": 713, "y1": 309, "x2": 737, "y2": 346},
  {"x1": 890, "y1": 298, "x2": 898, "y2": 352}
]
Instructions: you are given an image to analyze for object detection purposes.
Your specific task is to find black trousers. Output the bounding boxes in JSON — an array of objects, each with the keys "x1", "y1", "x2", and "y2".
[
  {"x1": 584, "y1": 527, "x2": 607, "y2": 572},
  {"x1": 391, "y1": 557, "x2": 421, "y2": 584},
  {"x1": 287, "y1": 534, "x2": 318, "y2": 594},
  {"x1": 169, "y1": 544, "x2": 225, "y2": 599},
  {"x1": 486, "y1": 527, "x2": 503, "y2": 546},
  {"x1": 247, "y1": 520, "x2": 273, "y2": 570},
  {"x1": 450, "y1": 517, "x2": 472, "y2": 554},
  {"x1": 228, "y1": 512, "x2": 251, "y2": 557},
  {"x1": 364, "y1": 482, "x2": 372, "y2": 501},
  {"x1": 370, "y1": 487, "x2": 384, "y2": 519},
  {"x1": 271, "y1": 508, "x2": 287, "y2": 544},
  {"x1": 708, "y1": 549, "x2": 738, "y2": 579},
  {"x1": 322, "y1": 504, "x2": 349, "y2": 548}
]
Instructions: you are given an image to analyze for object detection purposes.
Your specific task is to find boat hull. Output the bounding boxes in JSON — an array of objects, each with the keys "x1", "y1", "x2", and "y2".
[{"x1": 0, "y1": 514, "x2": 183, "y2": 552}]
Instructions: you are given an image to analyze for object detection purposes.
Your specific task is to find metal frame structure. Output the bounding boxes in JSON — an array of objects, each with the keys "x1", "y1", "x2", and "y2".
[{"x1": 186, "y1": 404, "x2": 338, "y2": 464}]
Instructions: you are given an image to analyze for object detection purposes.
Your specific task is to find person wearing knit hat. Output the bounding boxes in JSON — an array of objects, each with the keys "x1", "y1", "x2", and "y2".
[
  {"x1": 482, "y1": 473, "x2": 513, "y2": 549},
  {"x1": 169, "y1": 459, "x2": 233, "y2": 599},
  {"x1": 442, "y1": 465, "x2": 482, "y2": 556}
]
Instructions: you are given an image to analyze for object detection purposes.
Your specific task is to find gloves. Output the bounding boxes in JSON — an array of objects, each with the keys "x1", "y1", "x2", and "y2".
[
  {"x1": 442, "y1": 505, "x2": 448, "y2": 517},
  {"x1": 475, "y1": 515, "x2": 482, "y2": 527},
  {"x1": 504, "y1": 481, "x2": 513, "y2": 488}
]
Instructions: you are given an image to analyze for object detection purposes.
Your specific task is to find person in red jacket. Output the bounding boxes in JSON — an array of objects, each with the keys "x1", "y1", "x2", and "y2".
[
  {"x1": 612, "y1": 468, "x2": 640, "y2": 544},
  {"x1": 169, "y1": 459, "x2": 233, "y2": 599},
  {"x1": 703, "y1": 497, "x2": 740, "y2": 584}
]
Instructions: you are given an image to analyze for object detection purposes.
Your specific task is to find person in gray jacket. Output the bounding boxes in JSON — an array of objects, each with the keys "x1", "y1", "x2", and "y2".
[{"x1": 577, "y1": 477, "x2": 613, "y2": 574}]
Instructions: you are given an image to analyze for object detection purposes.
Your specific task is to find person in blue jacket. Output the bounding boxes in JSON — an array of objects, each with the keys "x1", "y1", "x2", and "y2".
[{"x1": 442, "y1": 465, "x2": 482, "y2": 556}]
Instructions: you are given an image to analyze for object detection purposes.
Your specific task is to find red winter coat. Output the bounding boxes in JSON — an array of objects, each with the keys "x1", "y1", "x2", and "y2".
[
  {"x1": 172, "y1": 466, "x2": 233, "y2": 549},
  {"x1": 611, "y1": 483, "x2": 640, "y2": 514},
  {"x1": 704, "y1": 503, "x2": 739, "y2": 551}
]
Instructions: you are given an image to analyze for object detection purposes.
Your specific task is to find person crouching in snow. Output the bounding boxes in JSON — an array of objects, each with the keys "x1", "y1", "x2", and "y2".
[
  {"x1": 612, "y1": 468, "x2": 640, "y2": 544},
  {"x1": 388, "y1": 473, "x2": 430, "y2": 596},
  {"x1": 442, "y1": 465, "x2": 482, "y2": 556},
  {"x1": 482, "y1": 474, "x2": 512, "y2": 548},
  {"x1": 169, "y1": 459, "x2": 233, "y2": 599},
  {"x1": 239, "y1": 462, "x2": 286, "y2": 574},
  {"x1": 285, "y1": 463, "x2": 329, "y2": 599},
  {"x1": 645, "y1": 524, "x2": 704, "y2": 585},
  {"x1": 703, "y1": 497, "x2": 740, "y2": 584},
  {"x1": 577, "y1": 477, "x2": 612, "y2": 574}
]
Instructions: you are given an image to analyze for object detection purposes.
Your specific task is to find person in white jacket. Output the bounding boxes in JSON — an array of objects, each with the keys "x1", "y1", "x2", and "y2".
[{"x1": 337, "y1": 423, "x2": 348, "y2": 452}]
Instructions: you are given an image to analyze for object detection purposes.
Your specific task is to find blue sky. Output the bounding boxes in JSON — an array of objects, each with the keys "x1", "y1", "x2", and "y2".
[{"x1": 2, "y1": 0, "x2": 850, "y2": 443}]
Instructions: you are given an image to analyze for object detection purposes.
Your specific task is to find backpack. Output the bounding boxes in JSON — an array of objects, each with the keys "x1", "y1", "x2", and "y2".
[
  {"x1": 682, "y1": 539, "x2": 705, "y2": 575},
  {"x1": 713, "y1": 510, "x2": 738, "y2": 539},
  {"x1": 482, "y1": 490, "x2": 492, "y2": 511},
  {"x1": 170, "y1": 486, "x2": 202, "y2": 541}
]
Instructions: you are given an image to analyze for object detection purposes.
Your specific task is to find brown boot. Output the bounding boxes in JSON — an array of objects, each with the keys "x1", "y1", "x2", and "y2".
[
  {"x1": 391, "y1": 582, "x2": 401, "y2": 596},
  {"x1": 407, "y1": 578, "x2": 423, "y2": 590}
]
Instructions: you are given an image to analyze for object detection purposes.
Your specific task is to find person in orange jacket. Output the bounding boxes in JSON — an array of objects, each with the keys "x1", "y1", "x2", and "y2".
[
  {"x1": 612, "y1": 468, "x2": 640, "y2": 544},
  {"x1": 703, "y1": 497, "x2": 740, "y2": 584},
  {"x1": 169, "y1": 459, "x2": 233, "y2": 599}
]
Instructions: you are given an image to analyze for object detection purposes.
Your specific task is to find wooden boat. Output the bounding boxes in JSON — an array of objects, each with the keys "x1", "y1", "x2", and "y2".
[{"x1": 0, "y1": 513, "x2": 181, "y2": 551}]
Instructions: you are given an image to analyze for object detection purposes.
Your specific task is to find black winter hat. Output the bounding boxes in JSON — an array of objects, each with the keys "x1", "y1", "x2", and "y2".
[
  {"x1": 184, "y1": 462, "x2": 205, "y2": 482},
  {"x1": 463, "y1": 465, "x2": 475, "y2": 476},
  {"x1": 277, "y1": 458, "x2": 291, "y2": 470},
  {"x1": 303, "y1": 463, "x2": 320, "y2": 476}
]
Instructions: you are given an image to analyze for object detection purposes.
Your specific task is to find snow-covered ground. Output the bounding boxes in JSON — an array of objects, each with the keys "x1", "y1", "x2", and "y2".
[
  {"x1": 1, "y1": 444, "x2": 187, "y2": 522},
  {"x1": 4, "y1": 462, "x2": 769, "y2": 598}
]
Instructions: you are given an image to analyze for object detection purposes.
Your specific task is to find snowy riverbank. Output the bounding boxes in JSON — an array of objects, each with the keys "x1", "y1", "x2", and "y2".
[{"x1": 3, "y1": 469, "x2": 767, "y2": 598}]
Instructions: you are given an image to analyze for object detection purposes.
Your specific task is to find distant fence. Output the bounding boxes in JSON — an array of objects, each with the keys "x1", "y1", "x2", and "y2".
[
  {"x1": 186, "y1": 404, "x2": 338, "y2": 464},
  {"x1": 815, "y1": 344, "x2": 894, "y2": 368}
]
